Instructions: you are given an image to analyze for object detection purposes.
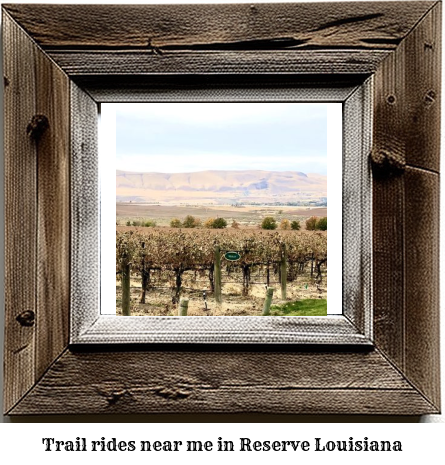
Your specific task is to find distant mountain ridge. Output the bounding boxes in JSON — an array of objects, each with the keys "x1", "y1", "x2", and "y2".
[{"x1": 116, "y1": 169, "x2": 327, "y2": 205}]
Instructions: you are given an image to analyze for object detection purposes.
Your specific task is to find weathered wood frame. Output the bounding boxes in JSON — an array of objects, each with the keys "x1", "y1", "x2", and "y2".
[{"x1": 3, "y1": 2, "x2": 441, "y2": 415}]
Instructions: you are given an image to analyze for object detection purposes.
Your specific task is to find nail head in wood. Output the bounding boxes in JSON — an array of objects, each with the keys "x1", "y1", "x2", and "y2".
[
  {"x1": 16, "y1": 310, "x2": 35, "y2": 327},
  {"x1": 26, "y1": 114, "x2": 49, "y2": 140}
]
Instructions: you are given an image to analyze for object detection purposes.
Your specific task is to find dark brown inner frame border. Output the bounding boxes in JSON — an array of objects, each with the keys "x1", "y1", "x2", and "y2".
[{"x1": 2, "y1": 2, "x2": 441, "y2": 416}]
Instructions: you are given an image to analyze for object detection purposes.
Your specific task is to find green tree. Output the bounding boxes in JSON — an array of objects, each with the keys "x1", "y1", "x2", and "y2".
[
  {"x1": 212, "y1": 217, "x2": 227, "y2": 229},
  {"x1": 182, "y1": 215, "x2": 200, "y2": 228},
  {"x1": 305, "y1": 216, "x2": 317, "y2": 231},
  {"x1": 316, "y1": 217, "x2": 327, "y2": 231},
  {"x1": 291, "y1": 220, "x2": 301, "y2": 230},
  {"x1": 261, "y1": 216, "x2": 277, "y2": 230},
  {"x1": 170, "y1": 218, "x2": 182, "y2": 228}
]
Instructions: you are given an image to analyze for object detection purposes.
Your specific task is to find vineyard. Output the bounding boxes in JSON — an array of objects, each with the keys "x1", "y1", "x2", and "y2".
[{"x1": 116, "y1": 228, "x2": 327, "y2": 316}]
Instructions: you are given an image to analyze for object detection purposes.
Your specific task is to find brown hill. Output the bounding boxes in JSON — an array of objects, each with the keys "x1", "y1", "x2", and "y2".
[{"x1": 116, "y1": 169, "x2": 327, "y2": 205}]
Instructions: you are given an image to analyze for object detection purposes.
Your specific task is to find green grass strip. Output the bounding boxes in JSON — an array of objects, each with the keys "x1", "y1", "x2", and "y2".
[{"x1": 270, "y1": 299, "x2": 327, "y2": 316}]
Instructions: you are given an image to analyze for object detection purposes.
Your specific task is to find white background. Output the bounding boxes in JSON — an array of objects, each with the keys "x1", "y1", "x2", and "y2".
[{"x1": 0, "y1": 0, "x2": 444, "y2": 461}]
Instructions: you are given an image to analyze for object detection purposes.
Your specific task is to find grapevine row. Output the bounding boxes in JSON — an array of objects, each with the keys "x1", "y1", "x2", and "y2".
[{"x1": 116, "y1": 228, "x2": 327, "y2": 314}]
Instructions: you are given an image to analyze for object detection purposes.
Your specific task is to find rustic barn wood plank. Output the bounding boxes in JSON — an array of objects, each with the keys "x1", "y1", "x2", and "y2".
[
  {"x1": 3, "y1": 13, "x2": 38, "y2": 414},
  {"x1": 372, "y1": 44, "x2": 406, "y2": 370},
  {"x1": 404, "y1": 2, "x2": 441, "y2": 172},
  {"x1": 47, "y1": 50, "x2": 391, "y2": 76},
  {"x1": 8, "y1": 349, "x2": 438, "y2": 415},
  {"x1": 371, "y1": 4, "x2": 441, "y2": 410},
  {"x1": 35, "y1": 46, "x2": 71, "y2": 380},
  {"x1": 3, "y1": 3, "x2": 435, "y2": 50},
  {"x1": 404, "y1": 168, "x2": 440, "y2": 410}
]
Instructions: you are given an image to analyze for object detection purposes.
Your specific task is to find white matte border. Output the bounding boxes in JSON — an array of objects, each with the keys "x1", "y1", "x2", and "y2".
[
  {"x1": 99, "y1": 104, "x2": 117, "y2": 315},
  {"x1": 327, "y1": 103, "x2": 343, "y2": 314}
]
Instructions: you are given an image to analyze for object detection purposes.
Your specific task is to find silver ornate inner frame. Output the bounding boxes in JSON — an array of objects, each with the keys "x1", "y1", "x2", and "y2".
[{"x1": 70, "y1": 79, "x2": 372, "y2": 345}]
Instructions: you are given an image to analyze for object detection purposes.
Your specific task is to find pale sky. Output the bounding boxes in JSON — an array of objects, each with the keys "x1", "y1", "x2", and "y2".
[{"x1": 111, "y1": 102, "x2": 328, "y2": 174}]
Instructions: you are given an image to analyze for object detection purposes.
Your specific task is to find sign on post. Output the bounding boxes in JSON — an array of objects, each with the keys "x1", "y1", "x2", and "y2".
[{"x1": 224, "y1": 251, "x2": 241, "y2": 261}]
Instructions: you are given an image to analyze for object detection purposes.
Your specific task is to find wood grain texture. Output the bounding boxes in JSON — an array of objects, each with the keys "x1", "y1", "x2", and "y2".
[
  {"x1": 70, "y1": 83, "x2": 99, "y2": 338},
  {"x1": 35, "y1": 45, "x2": 71, "y2": 380},
  {"x1": 9, "y1": 349, "x2": 438, "y2": 415},
  {"x1": 372, "y1": 175, "x2": 405, "y2": 368},
  {"x1": 74, "y1": 315, "x2": 370, "y2": 345},
  {"x1": 372, "y1": 20, "x2": 408, "y2": 372},
  {"x1": 2, "y1": 2, "x2": 435, "y2": 50},
  {"x1": 342, "y1": 81, "x2": 372, "y2": 336},
  {"x1": 46, "y1": 50, "x2": 391, "y2": 77},
  {"x1": 77, "y1": 75, "x2": 364, "y2": 103},
  {"x1": 404, "y1": 168, "x2": 440, "y2": 409},
  {"x1": 372, "y1": 4, "x2": 441, "y2": 410},
  {"x1": 3, "y1": 11, "x2": 72, "y2": 413},
  {"x1": 3, "y1": 12, "x2": 37, "y2": 414},
  {"x1": 404, "y1": 2, "x2": 441, "y2": 172}
]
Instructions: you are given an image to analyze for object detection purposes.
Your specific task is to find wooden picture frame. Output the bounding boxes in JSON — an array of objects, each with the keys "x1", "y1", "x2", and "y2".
[{"x1": 2, "y1": 2, "x2": 441, "y2": 415}]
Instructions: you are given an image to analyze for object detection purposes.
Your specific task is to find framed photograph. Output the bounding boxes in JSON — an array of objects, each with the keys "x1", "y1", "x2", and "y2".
[
  {"x1": 3, "y1": 2, "x2": 440, "y2": 415},
  {"x1": 109, "y1": 100, "x2": 337, "y2": 321}
]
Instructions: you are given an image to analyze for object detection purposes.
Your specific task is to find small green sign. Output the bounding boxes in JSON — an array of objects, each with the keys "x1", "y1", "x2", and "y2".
[{"x1": 224, "y1": 251, "x2": 241, "y2": 261}]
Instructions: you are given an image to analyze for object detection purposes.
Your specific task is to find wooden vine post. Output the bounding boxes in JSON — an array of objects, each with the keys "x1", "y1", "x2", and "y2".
[
  {"x1": 121, "y1": 260, "x2": 131, "y2": 316},
  {"x1": 262, "y1": 287, "x2": 275, "y2": 316},
  {"x1": 140, "y1": 266, "x2": 150, "y2": 304},
  {"x1": 139, "y1": 242, "x2": 150, "y2": 304},
  {"x1": 179, "y1": 298, "x2": 189, "y2": 316},
  {"x1": 214, "y1": 245, "x2": 222, "y2": 304},
  {"x1": 280, "y1": 243, "x2": 287, "y2": 299},
  {"x1": 172, "y1": 268, "x2": 183, "y2": 304}
]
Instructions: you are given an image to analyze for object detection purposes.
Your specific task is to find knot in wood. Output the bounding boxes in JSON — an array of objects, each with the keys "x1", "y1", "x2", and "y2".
[
  {"x1": 154, "y1": 386, "x2": 191, "y2": 400},
  {"x1": 16, "y1": 310, "x2": 35, "y2": 327},
  {"x1": 370, "y1": 149, "x2": 405, "y2": 177},
  {"x1": 105, "y1": 390, "x2": 128, "y2": 405},
  {"x1": 27, "y1": 114, "x2": 49, "y2": 140}
]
